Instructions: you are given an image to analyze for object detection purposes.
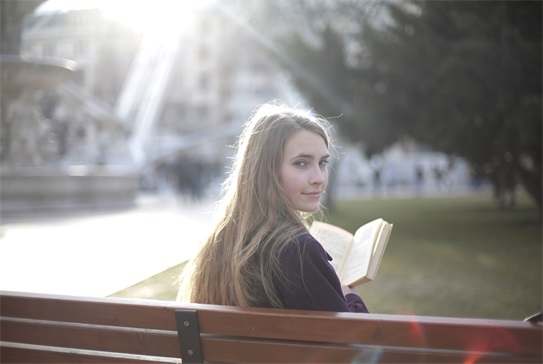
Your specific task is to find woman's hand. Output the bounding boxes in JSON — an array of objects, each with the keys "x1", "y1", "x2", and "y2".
[{"x1": 341, "y1": 285, "x2": 358, "y2": 297}]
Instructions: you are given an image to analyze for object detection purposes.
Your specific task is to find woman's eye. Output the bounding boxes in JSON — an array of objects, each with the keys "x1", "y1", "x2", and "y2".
[
  {"x1": 319, "y1": 160, "x2": 329, "y2": 167},
  {"x1": 294, "y1": 160, "x2": 307, "y2": 167}
]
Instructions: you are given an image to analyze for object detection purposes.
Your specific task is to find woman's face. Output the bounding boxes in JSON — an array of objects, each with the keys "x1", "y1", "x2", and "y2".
[{"x1": 279, "y1": 129, "x2": 329, "y2": 212}]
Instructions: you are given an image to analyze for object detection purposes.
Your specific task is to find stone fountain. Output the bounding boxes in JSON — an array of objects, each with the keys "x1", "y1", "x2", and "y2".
[
  {"x1": 0, "y1": 55, "x2": 139, "y2": 214},
  {"x1": 0, "y1": 2, "x2": 139, "y2": 214},
  {"x1": 1, "y1": 55, "x2": 76, "y2": 166}
]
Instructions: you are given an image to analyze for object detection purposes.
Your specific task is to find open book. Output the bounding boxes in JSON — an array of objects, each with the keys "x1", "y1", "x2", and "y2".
[{"x1": 310, "y1": 218, "x2": 393, "y2": 287}]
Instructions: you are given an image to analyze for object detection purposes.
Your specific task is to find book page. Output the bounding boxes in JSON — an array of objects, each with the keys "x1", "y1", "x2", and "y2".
[
  {"x1": 341, "y1": 219, "x2": 383, "y2": 286},
  {"x1": 309, "y1": 221, "x2": 354, "y2": 275},
  {"x1": 365, "y1": 223, "x2": 393, "y2": 281}
]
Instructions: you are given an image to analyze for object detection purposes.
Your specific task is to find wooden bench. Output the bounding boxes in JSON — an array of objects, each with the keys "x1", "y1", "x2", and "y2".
[{"x1": 1, "y1": 290, "x2": 541, "y2": 363}]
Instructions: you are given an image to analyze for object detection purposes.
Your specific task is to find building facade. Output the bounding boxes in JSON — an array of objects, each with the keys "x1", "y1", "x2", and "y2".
[{"x1": 22, "y1": 3, "x2": 298, "y2": 171}]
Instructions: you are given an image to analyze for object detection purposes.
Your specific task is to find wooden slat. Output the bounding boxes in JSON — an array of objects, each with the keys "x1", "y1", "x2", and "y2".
[
  {"x1": 193, "y1": 307, "x2": 542, "y2": 356},
  {"x1": 0, "y1": 317, "x2": 180, "y2": 358},
  {"x1": 3, "y1": 290, "x2": 539, "y2": 355},
  {"x1": 201, "y1": 336, "x2": 442, "y2": 364},
  {"x1": 0, "y1": 342, "x2": 180, "y2": 363},
  {"x1": 0, "y1": 291, "x2": 178, "y2": 331},
  {"x1": 199, "y1": 336, "x2": 541, "y2": 364},
  {"x1": 1, "y1": 290, "x2": 541, "y2": 364}
]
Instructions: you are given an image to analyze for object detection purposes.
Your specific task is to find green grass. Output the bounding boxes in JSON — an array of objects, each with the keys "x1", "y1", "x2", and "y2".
[
  {"x1": 323, "y1": 193, "x2": 542, "y2": 320},
  {"x1": 110, "y1": 262, "x2": 186, "y2": 301},
  {"x1": 112, "y1": 193, "x2": 542, "y2": 320}
]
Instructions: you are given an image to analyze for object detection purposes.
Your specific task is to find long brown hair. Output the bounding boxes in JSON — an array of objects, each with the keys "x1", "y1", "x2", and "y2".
[{"x1": 178, "y1": 102, "x2": 332, "y2": 308}]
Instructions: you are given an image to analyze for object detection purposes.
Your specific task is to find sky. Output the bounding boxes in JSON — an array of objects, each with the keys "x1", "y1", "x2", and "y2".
[
  {"x1": 37, "y1": 0, "x2": 107, "y2": 13},
  {"x1": 36, "y1": 0, "x2": 203, "y2": 33}
]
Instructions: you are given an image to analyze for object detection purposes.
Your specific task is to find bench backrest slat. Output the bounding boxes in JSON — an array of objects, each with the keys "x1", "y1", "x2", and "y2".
[
  {"x1": 1, "y1": 317, "x2": 179, "y2": 358},
  {"x1": 1, "y1": 291, "x2": 178, "y2": 330},
  {"x1": 1, "y1": 291, "x2": 183, "y2": 362},
  {"x1": 192, "y1": 307, "x2": 542, "y2": 356},
  {"x1": 192, "y1": 317, "x2": 541, "y2": 363},
  {"x1": 3, "y1": 290, "x2": 540, "y2": 354},
  {"x1": 204, "y1": 336, "x2": 542, "y2": 364},
  {"x1": 1, "y1": 290, "x2": 541, "y2": 364},
  {"x1": 0, "y1": 341, "x2": 178, "y2": 363},
  {"x1": 199, "y1": 336, "x2": 482, "y2": 364}
]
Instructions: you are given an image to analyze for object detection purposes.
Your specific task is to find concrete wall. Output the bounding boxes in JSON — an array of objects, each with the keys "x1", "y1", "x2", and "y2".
[{"x1": 1, "y1": 168, "x2": 140, "y2": 213}]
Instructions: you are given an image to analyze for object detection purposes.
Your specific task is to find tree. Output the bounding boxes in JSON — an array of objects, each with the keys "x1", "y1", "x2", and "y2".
[
  {"x1": 360, "y1": 1, "x2": 541, "y2": 209},
  {"x1": 272, "y1": 0, "x2": 542, "y2": 209}
]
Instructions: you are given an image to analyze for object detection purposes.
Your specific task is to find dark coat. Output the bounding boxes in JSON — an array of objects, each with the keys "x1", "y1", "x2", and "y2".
[{"x1": 275, "y1": 233, "x2": 369, "y2": 313}]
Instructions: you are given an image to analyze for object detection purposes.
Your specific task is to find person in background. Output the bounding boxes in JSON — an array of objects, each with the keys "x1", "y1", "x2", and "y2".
[{"x1": 178, "y1": 101, "x2": 368, "y2": 313}]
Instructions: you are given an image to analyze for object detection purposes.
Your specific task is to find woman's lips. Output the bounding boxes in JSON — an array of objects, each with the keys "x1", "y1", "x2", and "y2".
[{"x1": 303, "y1": 191, "x2": 322, "y2": 198}]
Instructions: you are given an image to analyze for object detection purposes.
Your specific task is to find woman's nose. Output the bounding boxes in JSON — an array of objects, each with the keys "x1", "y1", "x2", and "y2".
[{"x1": 310, "y1": 166, "x2": 326, "y2": 184}]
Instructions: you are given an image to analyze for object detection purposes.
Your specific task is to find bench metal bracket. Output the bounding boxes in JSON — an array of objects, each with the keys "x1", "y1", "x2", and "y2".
[{"x1": 175, "y1": 310, "x2": 203, "y2": 364}]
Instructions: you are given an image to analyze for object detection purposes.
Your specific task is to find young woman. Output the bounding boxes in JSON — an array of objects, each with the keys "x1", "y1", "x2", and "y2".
[{"x1": 178, "y1": 102, "x2": 368, "y2": 313}]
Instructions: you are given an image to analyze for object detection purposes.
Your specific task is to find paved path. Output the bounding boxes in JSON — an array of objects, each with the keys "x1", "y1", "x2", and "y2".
[
  {"x1": 0, "y1": 186, "x2": 485, "y2": 298},
  {"x1": 0, "y1": 193, "x2": 216, "y2": 297}
]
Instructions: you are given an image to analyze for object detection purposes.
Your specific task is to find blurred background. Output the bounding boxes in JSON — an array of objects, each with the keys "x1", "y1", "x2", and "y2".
[{"x1": 0, "y1": 0, "x2": 541, "y2": 319}]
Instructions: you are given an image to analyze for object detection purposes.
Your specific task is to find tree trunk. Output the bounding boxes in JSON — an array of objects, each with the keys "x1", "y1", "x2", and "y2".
[
  {"x1": 322, "y1": 157, "x2": 340, "y2": 213},
  {"x1": 512, "y1": 154, "x2": 542, "y2": 212}
]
